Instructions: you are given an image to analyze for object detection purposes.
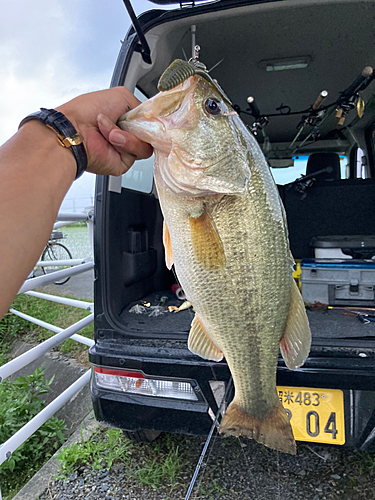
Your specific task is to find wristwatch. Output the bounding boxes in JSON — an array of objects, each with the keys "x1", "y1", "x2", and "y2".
[{"x1": 19, "y1": 108, "x2": 87, "y2": 179}]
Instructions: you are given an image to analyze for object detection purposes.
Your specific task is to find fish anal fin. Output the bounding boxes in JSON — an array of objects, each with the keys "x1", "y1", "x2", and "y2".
[
  {"x1": 280, "y1": 280, "x2": 311, "y2": 370},
  {"x1": 163, "y1": 221, "x2": 174, "y2": 270},
  {"x1": 189, "y1": 210, "x2": 225, "y2": 271},
  {"x1": 188, "y1": 315, "x2": 223, "y2": 362},
  {"x1": 220, "y1": 399, "x2": 296, "y2": 455}
]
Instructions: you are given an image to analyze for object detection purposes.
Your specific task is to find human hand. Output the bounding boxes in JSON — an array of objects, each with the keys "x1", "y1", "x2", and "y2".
[{"x1": 57, "y1": 87, "x2": 153, "y2": 176}]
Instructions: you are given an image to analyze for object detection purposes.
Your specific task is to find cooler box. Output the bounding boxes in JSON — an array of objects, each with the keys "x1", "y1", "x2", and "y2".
[
  {"x1": 310, "y1": 236, "x2": 375, "y2": 260},
  {"x1": 301, "y1": 259, "x2": 375, "y2": 306}
]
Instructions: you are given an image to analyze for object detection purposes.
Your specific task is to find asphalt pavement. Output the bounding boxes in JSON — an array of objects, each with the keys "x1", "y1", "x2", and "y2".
[{"x1": 36, "y1": 269, "x2": 94, "y2": 301}]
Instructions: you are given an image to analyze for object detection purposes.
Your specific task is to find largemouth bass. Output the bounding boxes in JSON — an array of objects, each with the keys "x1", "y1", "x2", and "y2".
[{"x1": 118, "y1": 59, "x2": 311, "y2": 455}]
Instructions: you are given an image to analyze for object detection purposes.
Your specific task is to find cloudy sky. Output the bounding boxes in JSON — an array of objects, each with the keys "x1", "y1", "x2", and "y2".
[{"x1": 0, "y1": 0, "x2": 158, "y2": 212}]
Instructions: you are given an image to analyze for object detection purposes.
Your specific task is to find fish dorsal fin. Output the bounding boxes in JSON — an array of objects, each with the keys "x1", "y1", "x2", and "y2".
[
  {"x1": 188, "y1": 315, "x2": 223, "y2": 361},
  {"x1": 189, "y1": 209, "x2": 226, "y2": 271},
  {"x1": 163, "y1": 221, "x2": 174, "y2": 270},
  {"x1": 280, "y1": 280, "x2": 311, "y2": 370}
]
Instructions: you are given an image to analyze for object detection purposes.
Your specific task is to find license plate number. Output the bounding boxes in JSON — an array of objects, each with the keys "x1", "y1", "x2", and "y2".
[{"x1": 277, "y1": 386, "x2": 345, "y2": 445}]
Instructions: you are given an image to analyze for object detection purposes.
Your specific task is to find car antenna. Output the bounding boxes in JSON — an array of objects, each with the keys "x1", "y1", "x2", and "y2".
[{"x1": 122, "y1": 0, "x2": 152, "y2": 64}]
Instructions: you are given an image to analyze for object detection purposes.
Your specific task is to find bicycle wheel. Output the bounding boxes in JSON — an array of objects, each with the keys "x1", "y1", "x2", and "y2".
[{"x1": 41, "y1": 242, "x2": 73, "y2": 285}]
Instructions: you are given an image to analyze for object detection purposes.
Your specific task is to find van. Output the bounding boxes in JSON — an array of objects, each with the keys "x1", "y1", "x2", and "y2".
[{"x1": 89, "y1": 0, "x2": 375, "y2": 449}]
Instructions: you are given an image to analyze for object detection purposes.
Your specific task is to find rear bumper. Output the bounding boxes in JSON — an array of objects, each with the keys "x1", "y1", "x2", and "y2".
[
  {"x1": 89, "y1": 342, "x2": 375, "y2": 450},
  {"x1": 91, "y1": 386, "x2": 214, "y2": 436}
]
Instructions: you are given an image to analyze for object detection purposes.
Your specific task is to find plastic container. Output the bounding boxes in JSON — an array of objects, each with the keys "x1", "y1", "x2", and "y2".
[
  {"x1": 301, "y1": 259, "x2": 375, "y2": 306},
  {"x1": 310, "y1": 236, "x2": 375, "y2": 260}
]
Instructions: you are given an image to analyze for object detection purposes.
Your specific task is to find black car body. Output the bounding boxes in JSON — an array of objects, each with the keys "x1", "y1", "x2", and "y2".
[{"x1": 89, "y1": 0, "x2": 375, "y2": 450}]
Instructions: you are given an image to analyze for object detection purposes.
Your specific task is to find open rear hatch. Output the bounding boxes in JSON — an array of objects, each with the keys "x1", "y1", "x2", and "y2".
[{"x1": 95, "y1": 0, "x2": 375, "y2": 349}]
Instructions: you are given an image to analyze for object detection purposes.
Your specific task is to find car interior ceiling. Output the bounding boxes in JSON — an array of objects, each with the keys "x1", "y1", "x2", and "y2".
[{"x1": 107, "y1": 1, "x2": 375, "y2": 340}]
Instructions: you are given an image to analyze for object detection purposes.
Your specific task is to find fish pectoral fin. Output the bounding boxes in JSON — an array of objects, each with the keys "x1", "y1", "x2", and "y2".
[
  {"x1": 163, "y1": 221, "x2": 174, "y2": 270},
  {"x1": 189, "y1": 209, "x2": 226, "y2": 271},
  {"x1": 280, "y1": 279, "x2": 311, "y2": 370},
  {"x1": 188, "y1": 315, "x2": 223, "y2": 362}
]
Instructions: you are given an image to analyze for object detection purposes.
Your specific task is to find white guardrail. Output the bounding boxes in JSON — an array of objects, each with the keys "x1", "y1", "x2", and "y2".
[{"x1": 0, "y1": 211, "x2": 95, "y2": 499}]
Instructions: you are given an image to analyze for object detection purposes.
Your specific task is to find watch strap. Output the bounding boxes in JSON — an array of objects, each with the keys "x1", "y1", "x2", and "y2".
[{"x1": 19, "y1": 108, "x2": 87, "y2": 179}]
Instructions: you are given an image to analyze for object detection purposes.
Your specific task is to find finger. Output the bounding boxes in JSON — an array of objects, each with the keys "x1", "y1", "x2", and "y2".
[
  {"x1": 86, "y1": 140, "x2": 137, "y2": 177},
  {"x1": 97, "y1": 113, "x2": 119, "y2": 141},
  {"x1": 97, "y1": 114, "x2": 153, "y2": 160},
  {"x1": 109, "y1": 129, "x2": 153, "y2": 160}
]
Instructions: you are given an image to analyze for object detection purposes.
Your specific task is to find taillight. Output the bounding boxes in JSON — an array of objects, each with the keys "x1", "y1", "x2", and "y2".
[{"x1": 93, "y1": 367, "x2": 198, "y2": 401}]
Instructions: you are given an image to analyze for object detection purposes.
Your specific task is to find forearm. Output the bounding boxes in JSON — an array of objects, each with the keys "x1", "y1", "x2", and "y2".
[
  {"x1": 0, "y1": 87, "x2": 152, "y2": 321},
  {"x1": 0, "y1": 121, "x2": 76, "y2": 318}
]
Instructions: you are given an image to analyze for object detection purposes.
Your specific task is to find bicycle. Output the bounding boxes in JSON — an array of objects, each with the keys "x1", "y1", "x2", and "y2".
[{"x1": 35, "y1": 231, "x2": 73, "y2": 285}]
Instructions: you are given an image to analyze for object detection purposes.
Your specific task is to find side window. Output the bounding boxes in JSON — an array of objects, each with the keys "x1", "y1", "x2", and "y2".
[
  {"x1": 270, "y1": 155, "x2": 349, "y2": 185},
  {"x1": 270, "y1": 156, "x2": 307, "y2": 185},
  {"x1": 121, "y1": 87, "x2": 155, "y2": 194},
  {"x1": 355, "y1": 148, "x2": 370, "y2": 178}
]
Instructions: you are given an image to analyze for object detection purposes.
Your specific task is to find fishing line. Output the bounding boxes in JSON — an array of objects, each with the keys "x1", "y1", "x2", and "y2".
[
  {"x1": 277, "y1": 450, "x2": 280, "y2": 500},
  {"x1": 190, "y1": 422, "x2": 220, "y2": 499},
  {"x1": 236, "y1": 436, "x2": 257, "y2": 496},
  {"x1": 184, "y1": 376, "x2": 233, "y2": 500},
  {"x1": 208, "y1": 58, "x2": 225, "y2": 74}
]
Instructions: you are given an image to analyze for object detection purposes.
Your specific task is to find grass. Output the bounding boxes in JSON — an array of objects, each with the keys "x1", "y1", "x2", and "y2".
[
  {"x1": 56, "y1": 428, "x2": 133, "y2": 477},
  {"x1": 134, "y1": 434, "x2": 183, "y2": 490},
  {"x1": 0, "y1": 293, "x2": 93, "y2": 365},
  {"x1": 56, "y1": 429, "x2": 185, "y2": 493},
  {"x1": 0, "y1": 368, "x2": 66, "y2": 500},
  {"x1": 0, "y1": 293, "x2": 92, "y2": 499},
  {"x1": 199, "y1": 479, "x2": 228, "y2": 499},
  {"x1": 349, "y1": 450, "x2": 375, "y2": 476}
]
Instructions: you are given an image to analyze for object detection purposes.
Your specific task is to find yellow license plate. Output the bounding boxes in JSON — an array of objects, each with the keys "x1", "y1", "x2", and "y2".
[{"x1": 277, "y1": 386, "x2": 345, "y2": 445}]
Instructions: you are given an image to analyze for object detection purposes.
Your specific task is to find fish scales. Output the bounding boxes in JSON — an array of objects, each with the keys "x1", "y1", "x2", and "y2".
[
  {"x1": 157, "y1": 159, "x2": 291, "y2": 418},
  {"x1": 118, "y1": 60, "x2": 311, "y2": 454}
]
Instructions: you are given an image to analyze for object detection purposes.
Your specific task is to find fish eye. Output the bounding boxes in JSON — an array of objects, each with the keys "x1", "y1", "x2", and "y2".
[{"x1": 204, "y1": 98, "x2": 221, "y2": 116}]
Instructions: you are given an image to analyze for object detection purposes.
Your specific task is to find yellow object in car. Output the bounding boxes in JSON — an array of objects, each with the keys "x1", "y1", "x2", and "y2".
[{"x1": 293, "y1": 260, "x2": 302, "y2": 291}]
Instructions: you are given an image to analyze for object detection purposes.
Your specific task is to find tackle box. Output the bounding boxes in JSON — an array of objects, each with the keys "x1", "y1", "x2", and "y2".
[
  {"x1": 301, "y1": 259, "x2": 375, "y2": 306},
  {"x1": 310, "y1": 236, "x2": 375, "y2": 260}
]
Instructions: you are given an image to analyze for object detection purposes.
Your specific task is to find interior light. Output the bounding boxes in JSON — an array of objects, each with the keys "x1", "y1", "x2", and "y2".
[
  {"x1": 94, "y1": 367, "x2": 198, "y2": 401},
  {"x1": 260, "y1": 56, "x2": 311, "y2": 72}
]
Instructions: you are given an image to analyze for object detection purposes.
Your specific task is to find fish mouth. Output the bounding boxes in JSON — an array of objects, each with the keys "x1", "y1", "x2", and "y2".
[{"x1": 117, "y1": 101, "x2": 170, "y2": 153}]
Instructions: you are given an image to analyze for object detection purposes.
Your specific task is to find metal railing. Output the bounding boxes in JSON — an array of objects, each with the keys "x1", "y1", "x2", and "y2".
[{"x1": 0, "y1": 211, "x2": 95, "y2": 499}]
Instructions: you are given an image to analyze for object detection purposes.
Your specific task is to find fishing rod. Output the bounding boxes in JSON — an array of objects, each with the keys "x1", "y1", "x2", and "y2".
[
  {"x1": 288, "y1": 90, "x2": 328, "y2": 150},
  {"x1": 184, "y1": 377, "x2": 233, "y2": 500},
  {"x1": 246, "y1": 96, "x2": 270, "y2": 136},
  {"x1": 236, "y1": 65, "x2": 374, "y2": 153},
  {"x1": 233, "y1": 96, "x2": 269, "y2": 136},
  {"x1": 292, "y1": 65, "x2": 374, "y2": 153},
  {"x1": 122, "y1": 0, "x2": 152, "y2": 64}
]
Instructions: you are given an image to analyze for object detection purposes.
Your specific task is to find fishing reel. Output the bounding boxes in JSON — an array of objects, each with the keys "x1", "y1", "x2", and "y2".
[
  {"x1": 248, "y1": 116, "x2": 269, "y2": 136},
  {"x1": 335, "y1": 97, "x2": 357, "y2": 126},
  {"x1": 232, "y1": 97, "x2": 270, "y2": 137}
]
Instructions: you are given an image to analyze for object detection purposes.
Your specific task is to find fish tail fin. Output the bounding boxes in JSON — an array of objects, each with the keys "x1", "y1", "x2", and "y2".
[{"x1": 219, "y1": 399, "x2": 296, "y2": 455}]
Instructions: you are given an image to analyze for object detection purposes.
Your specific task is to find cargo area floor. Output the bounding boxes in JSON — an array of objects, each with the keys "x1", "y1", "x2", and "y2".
[
  {"x1": 120, "y1": 290, "x2": 375, "y2": 339},
  {"x1": 120, "y1": 290, "x2": 194, "y2": 334},
  {"x1": 307, "y1": 309, "x2": 375, "y2": 338}
]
